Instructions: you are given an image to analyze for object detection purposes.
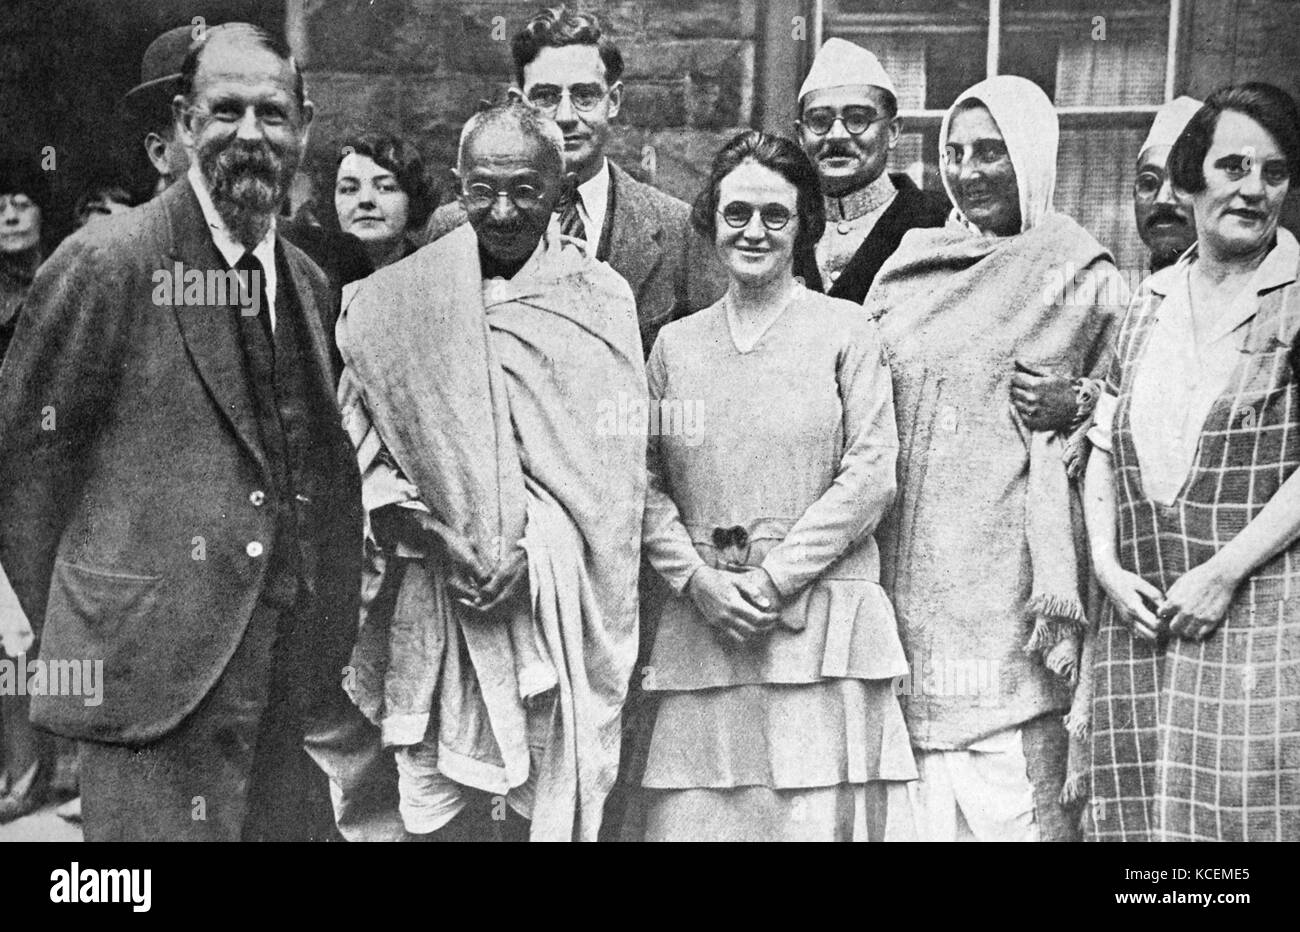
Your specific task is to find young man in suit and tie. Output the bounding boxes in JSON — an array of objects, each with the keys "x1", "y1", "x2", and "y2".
[
  {"x1": 0, "y1": 23, "x2": 363, "y2": 841},
  {"x1": 425, "y1": 4, "x2": 725, "y2": 357}
]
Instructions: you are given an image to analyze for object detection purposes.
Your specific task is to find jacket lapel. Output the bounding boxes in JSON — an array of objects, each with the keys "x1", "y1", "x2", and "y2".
[
  {"x1": 162, "y1": 179, "x2": 270, "y2": 476},
  {"x1": 606, "y1": 162, "x2": 664, "y2": 296},
  {"x1": 279, "y1": 240, "x2": 342, "y2": 407}
]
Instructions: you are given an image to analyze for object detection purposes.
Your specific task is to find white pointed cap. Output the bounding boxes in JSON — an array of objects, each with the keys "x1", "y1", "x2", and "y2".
[
  {"x1": 1140, "y1": 96, "x2": 1203, "y2": 155},
  {"x1": 798, "y1": 38, "x2": 896, "y2": 101}
]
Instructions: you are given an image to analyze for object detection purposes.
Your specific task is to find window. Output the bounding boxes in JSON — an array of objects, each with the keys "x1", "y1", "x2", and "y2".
[{"x1": 814, "y1": 0, "x2": 1183, "y2": 270}]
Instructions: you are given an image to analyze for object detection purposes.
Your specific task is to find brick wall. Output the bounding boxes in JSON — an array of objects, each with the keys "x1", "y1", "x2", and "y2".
[{"x1": 299, "y1": 0, "x2": 760, "y2": 211}]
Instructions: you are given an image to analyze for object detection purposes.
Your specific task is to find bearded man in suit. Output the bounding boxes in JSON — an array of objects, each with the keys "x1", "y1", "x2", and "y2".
[{"x1": 0, "y1": 23, "x2": 362, "y2": 841}]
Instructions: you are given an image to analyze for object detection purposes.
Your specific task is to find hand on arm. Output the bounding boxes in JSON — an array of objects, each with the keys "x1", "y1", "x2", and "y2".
[{"x1": 1010, "y1": 364, "x2": 1080, "y2": 432}]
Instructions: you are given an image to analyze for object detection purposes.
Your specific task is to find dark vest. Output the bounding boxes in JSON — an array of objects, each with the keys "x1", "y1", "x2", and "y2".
[{"x1": 235, "y1": 245, "x2": 322, "y2": 612}]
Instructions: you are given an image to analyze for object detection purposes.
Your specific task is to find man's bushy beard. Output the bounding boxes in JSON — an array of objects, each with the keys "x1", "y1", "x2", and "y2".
[{"x1": 199, "y1": 136, "x2": 297, "y2": 247}]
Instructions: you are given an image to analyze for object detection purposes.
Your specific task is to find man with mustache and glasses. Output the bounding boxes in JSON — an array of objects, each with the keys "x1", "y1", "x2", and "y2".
[
  {"x1": 1134, "y1": 96, "x2": 1202, "y2": 272},
  {"x1": 0, "y1": 23, "x2": 363, "y2": 841},
  {"x1": 336, "y1": 102, "x2": 646, "y2": 841},
  {"x1": 794, "y1": 38, "x2": 950, "y2": 303},
  {"x1": 424, "y1": 5, "x2": 724, "y2": 357}
]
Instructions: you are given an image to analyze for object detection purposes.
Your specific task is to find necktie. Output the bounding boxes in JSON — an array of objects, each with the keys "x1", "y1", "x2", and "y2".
[
  {"x1": 560, "y1": 190, "x2": 587, "y2": 243},
  {"x1": 235, "y1": 250, "x2": 273, "y2": 347}
]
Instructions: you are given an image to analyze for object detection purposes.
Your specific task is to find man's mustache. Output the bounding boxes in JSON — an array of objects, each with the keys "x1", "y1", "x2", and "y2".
[
  {"x1": 215, "y1": 140, "x2": 281, "y2": 179},
  {"x1": 817, "y1": 142, "x2": 861, "y2": 160},
  {"x1": 1145, "y1": 206, "x2": 1190, "y2": 231}
]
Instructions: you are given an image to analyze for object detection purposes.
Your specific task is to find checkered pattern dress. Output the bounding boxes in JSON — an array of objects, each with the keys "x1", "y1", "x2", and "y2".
[{"x1": 1089, "y1": 269, "x2": 1300, "y2": 841}]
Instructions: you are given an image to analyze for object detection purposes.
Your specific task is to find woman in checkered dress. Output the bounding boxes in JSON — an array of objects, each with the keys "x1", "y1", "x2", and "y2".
[{"x1": 1084, "y1": 83, "x2": 1300, "y2": 841}]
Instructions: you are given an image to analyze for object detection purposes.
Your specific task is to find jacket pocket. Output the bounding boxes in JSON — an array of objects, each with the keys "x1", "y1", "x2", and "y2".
[{"x1": 45, "y1": 559, "x2": 163, "y2": 642}]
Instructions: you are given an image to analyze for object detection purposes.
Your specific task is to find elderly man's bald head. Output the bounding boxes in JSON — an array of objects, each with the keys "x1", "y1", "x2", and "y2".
[
  {"x1": 456, "y1": 101, "x2": 572, "y2": 268},
  {"x1": 457, "y1": 101, "x2": 565, "y2": 177}
]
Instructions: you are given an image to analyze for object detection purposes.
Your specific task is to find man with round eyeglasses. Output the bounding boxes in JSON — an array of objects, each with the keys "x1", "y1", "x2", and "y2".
[
  {"x1": 337, "y1": 101, "x2": 647, "y2": 840},
  {"x1": 1133, "y1": 96, "x2": 1202, "y2": 272},
  {"x1": 794, "y1": 38, "x2": 950, "y2": 303},
  {"x1": 423, "y1": 5, "x2": 724, "y2": 358}
]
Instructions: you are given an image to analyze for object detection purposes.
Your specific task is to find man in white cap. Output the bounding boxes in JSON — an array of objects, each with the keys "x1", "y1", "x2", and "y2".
[
  {"x1": 794, "y1": 37, "x2": 950, "y2": 303},
  {"x1": 1134, "y1": 95, "x2": 1202, "y2": 271}
]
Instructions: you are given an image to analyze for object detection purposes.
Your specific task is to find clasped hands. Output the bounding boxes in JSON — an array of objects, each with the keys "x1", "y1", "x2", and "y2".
[
  {"x1": 1094, "y1": 558, "x2": 1240, "y2": 643},
  {"x1": 685, "y1": 564, "x2": 783, "y2": 648},
  {"x1": 371, "y1": 504, "x2": 529, "y2": 615}
]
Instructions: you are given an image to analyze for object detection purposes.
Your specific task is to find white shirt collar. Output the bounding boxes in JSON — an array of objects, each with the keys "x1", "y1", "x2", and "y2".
[
  {"x1": 187, "y1": 163, "x2": 278, "y2": 329},
  {"x1": 575, "y1": 159, "x2": 611, "y2": 250}
]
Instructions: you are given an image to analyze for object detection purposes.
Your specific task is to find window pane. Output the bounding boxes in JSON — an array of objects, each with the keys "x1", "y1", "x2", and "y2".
[
  {"x1": 1057, "y1": 126, "x2": 1149, "y2": 272},
  {"x1": 823, "y1": 0, "x2": 988, "y2": 110},
  {"x1": 1003, "y1": 0, "x2": 1169, "y2": 106}
]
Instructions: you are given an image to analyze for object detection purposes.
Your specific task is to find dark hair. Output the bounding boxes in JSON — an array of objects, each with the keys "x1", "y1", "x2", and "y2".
[
  {"x1": 73, "y1": 182, "x2": 133, "y2": 219},
  {"x1": 176, "y1": 23, "x2": 305, "y2": 110},
  {"x1": 691, "y1": 130, "x2": 826, "y2": 264},
  {"x1": 336, "y1": 131, "x2": 435, "y2": 232},
  {"x1": 511, "y1": 5, "x2": 624, "y2": 88},
  {"x1": 1168, "y1": 82, "x2": 1300, "y2": 194},
  {"x1": 0, "y1": 156, "x2": 51, "y2": 212}
]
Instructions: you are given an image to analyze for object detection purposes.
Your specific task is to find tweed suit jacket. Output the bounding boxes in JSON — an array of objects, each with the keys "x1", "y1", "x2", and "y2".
[{"x1": 0, "y1": 178, "x2": 363, "y2": 745}]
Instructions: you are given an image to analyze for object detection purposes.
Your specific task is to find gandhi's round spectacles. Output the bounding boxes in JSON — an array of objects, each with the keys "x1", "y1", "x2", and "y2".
[
  {"x1": 462, "y1": 182, "x2": 545, "y2": 211},
  {"x1": 719, "y1": 202, "x2": 793, "y2": 231},
  {"x1": 801, "y1": 106, "x2": 884, "y2": 136}
]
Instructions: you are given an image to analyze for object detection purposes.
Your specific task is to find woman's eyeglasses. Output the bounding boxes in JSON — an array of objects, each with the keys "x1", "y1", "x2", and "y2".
[
  {"x1": 718, "y1": 201, "x2": 794, "y2": 231},
  {"x1": 526, "y1": 84, "x2": 608, "y2": 115},
  {"x1": 800, "y1": 106, "x2": 884, "y2": 136}
]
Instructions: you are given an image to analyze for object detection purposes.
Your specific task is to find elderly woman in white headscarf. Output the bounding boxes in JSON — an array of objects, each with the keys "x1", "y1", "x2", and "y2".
[{"x1": 862, "y1": 76, "x2": 1128, "y2": 841}]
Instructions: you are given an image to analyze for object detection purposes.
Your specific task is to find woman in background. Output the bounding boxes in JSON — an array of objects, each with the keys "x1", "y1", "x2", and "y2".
[
  {"x1": 638, "y1": 130, "x2": 915, "y2": 841},
  {"x1": 334, "y1": 131, "x2": 435, "y2": 270}
]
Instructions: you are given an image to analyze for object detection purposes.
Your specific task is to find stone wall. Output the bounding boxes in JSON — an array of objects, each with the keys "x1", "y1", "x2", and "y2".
[{"x1": 299, "y1": 0, "x2": 760, "y2": 208}]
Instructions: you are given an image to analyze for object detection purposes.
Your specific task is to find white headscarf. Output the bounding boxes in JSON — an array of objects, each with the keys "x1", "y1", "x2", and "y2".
[{"x1": 939, "y1": 75, "x2": 1059, "y2": 234}]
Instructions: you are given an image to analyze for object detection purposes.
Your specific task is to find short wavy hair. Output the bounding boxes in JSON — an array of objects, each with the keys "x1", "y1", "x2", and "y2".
[
  {"x1": 691, "y1": 130, "x2": 826, "y2": 263},
  {"x1": 335, "y1": 131, "x2": 435, "y2": 232},
  {"x1": 1168, "y1": 82, "x2": 1300, "y2": 194},
  {"x1": 511, "y1": 5, "x2": 624, "y2": 88}
]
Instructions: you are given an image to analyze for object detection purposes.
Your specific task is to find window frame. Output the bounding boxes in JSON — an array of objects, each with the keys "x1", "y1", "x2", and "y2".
[{"x1": 812, "y1": 0, "x2": 1185, "y2": 129}]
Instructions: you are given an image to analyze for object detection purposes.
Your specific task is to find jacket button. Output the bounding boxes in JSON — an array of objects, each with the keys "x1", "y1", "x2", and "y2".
[
  {"x1": 246, "y1": 541, "x2": 264, "y2": 558},
  {"x1": 249, "y1": 490, "x2": 266, "y2": 507}
]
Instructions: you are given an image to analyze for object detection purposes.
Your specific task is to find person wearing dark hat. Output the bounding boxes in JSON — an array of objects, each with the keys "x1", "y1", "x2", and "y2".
[
  {"x1": 0, "y1": 23, "x2": 363, "y2": 841},
  {"x1": 122, "y1": 25, "x2": 194, "y2": 197}
]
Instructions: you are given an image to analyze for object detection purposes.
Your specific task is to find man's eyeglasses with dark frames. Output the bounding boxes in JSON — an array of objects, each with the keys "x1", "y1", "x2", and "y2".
[{"x1": 800, "y1": 106, "x2": 885, "y2": 136}]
